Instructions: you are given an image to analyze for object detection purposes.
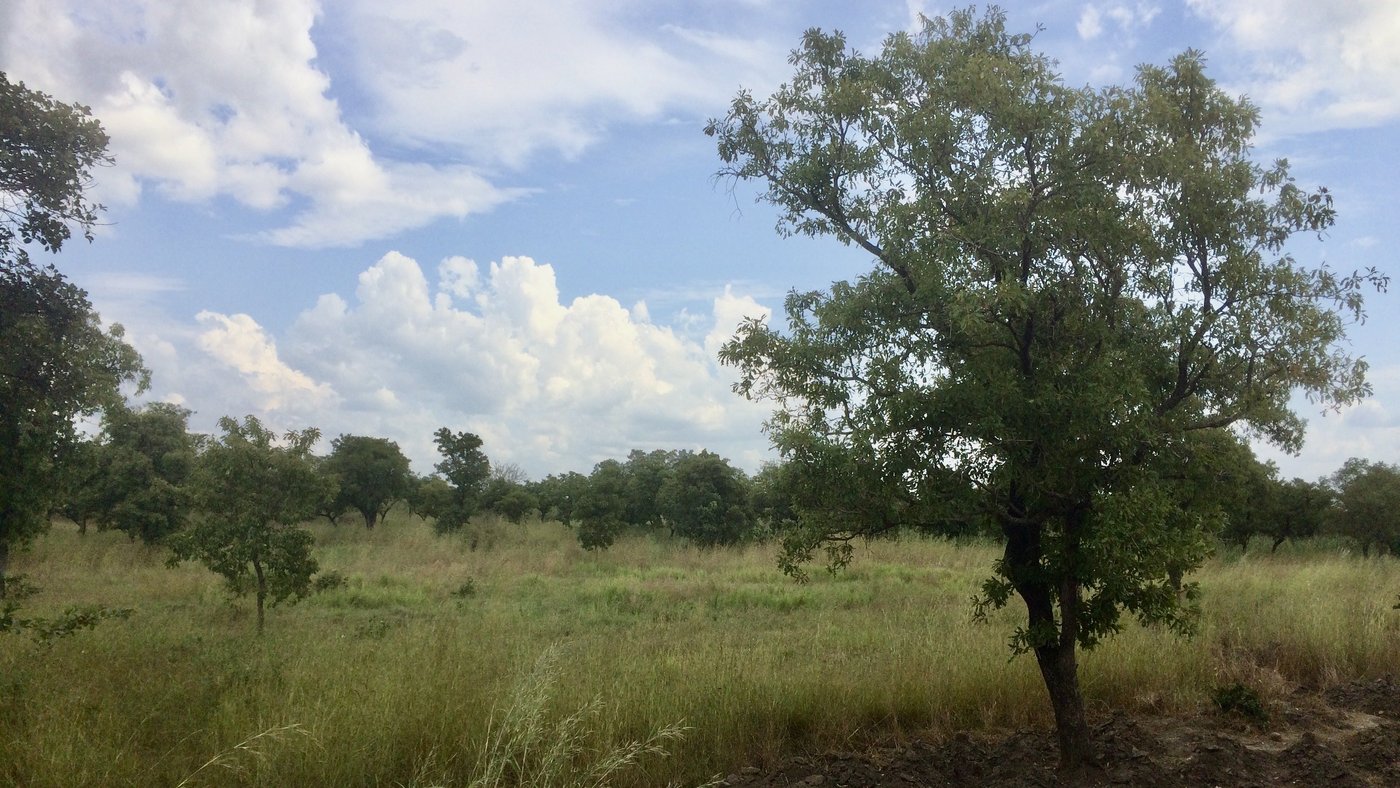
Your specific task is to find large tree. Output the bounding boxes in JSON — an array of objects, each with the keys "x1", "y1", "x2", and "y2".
[
  {"x1": 0, "y1": 74, "x2": 145, "y2": 595},
  {"x1": 323, "y1": 434, "x2": 414, "y2": 529},
  {"x1": 708, "y1": 8, "x2": 1382, "y2": 769},
  {"x1": 168, "y1": 416, "x2": 330, "y2": 634}
]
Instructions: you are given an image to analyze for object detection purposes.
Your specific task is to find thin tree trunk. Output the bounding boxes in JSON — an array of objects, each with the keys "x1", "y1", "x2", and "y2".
[
  {"x1": 253, "y1": 554, "x2": 266, "y2": 635},
  {"x1": 0, "y1": 539, "x2": 9, "y2": 598},
  {"x1": 364, "y1": 509, "x2": 378, "y2": 530}
]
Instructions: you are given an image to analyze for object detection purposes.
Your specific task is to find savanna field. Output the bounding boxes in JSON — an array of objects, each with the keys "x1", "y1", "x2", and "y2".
[{"x1": 4, "y1": 513, "x2": 1398, "y2": 787}]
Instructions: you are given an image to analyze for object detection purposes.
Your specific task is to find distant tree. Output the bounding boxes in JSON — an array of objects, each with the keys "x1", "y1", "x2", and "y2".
[
  {"x1": 90, "y1": 402, "x2": 197, "y2": 544},
  {"x1": 481, "y1": 470, "x2": 539, "y2": 524},
  {"x1": 1328, "y1": 459, "x2": 1400, "y2": 557},
  {"x1": 708, "y1": 8, "x2": 1382, "y2": 769},
  {"x1": 491, "y1": 462, "x2": 529, "y2": 485},
  {"x1": 431, "y1": 428, "x2": 491, "y2": 534},
  {"x1": 54, "y1": 436, "x2": 106, "y2": 534},
  {"x1": 168, "y1": 416, "x2": 331, "y2": 633},
  {"x1": 408, "y1": 475, "x2": 454, "y2": 521},
  {"x1": 1265, "y1": 478, "x2": 1332, "y2": 552},
  {"x1": 1, "y1": 74, "x2": 147, "y2": 596},
  {"x1": 323, "y1": 435, "x2": 413, "y2": 529},
  {"x1": 657, "y1": 451, "x2": 754, "y2": 547},
  {"x1": 622, "y1": 449, "x2": 679, "y2": 529},
  {"x1": 532, "y1": 472, "x2": 589, "y2": 525},
  {"x1": 574, "y1": 460, "x2": 629, "y2": 550}
]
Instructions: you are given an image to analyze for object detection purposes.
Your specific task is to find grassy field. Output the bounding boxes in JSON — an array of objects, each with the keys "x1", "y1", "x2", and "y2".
[{"x1": 3, "y1": 512, "x2": 1398, "y2": 786}]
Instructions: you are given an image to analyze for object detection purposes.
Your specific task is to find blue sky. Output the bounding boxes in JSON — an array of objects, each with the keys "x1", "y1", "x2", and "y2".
[{"x1": 2, "y1": 0, "x2": 1396, "y2": 480}]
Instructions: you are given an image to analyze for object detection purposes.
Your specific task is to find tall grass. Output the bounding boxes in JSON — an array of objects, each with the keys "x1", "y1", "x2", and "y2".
[{"x1": 2, "y1": 513, "x2": 1397, "y2": 786}]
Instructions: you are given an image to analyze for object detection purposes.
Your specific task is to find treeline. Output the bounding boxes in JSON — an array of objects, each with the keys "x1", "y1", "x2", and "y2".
[
  {"x1": 50, "y1": 400, "x2": 1400, "y2": 563},
  {"x1": 49, "y1": 406, "x2": 792, "y2": 553}
]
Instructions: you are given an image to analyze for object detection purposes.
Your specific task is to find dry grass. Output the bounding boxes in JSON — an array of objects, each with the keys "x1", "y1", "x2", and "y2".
[{"x1": 2, "y1": 514, "x2": 1398, "y2": 786}]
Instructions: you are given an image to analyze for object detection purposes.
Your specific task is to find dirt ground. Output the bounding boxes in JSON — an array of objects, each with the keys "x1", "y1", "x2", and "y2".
[{"x1": 720, "y1": 677, "x2": 1400, "y2": 787}]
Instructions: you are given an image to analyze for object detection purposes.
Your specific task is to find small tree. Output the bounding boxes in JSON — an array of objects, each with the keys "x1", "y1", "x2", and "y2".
[
  {"x1": 532, "y1": 472, "x2": 589, "y2": 525},
  {"x1": 169, "y1": 416, "x2": 331, "y2": 633},
  {"x1": 431, "y1": 428, "x2": 491, "y2": 534},
  {"x1": 324, "y1": 434, "x2": 413, "y2": 529}
]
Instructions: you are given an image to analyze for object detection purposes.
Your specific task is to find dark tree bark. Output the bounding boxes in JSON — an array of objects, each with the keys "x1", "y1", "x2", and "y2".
[
  {"x1": 1004, "y1": 511, "x2": 1097, "y2": 772},
  {"x1": 0, "y1": 539, "x2": 9, "y2": 598},
  {"x1": 253, "y1": 553, "x2": 266, "y2": 635}
]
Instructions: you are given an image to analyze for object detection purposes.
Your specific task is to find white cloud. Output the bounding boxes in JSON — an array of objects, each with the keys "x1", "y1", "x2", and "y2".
[
  {"x1": 196, "y1": 311, "x2": 338, "y2": 412},
  {"x1": 0, "y1": 0, "x2": 521, "y2": 247},
  {"x1": 1074, "y1": 2, "x2": 1159, "y2": 42},
  {"x1": 138, "y1": 250, "x2": 770, "y2": 476},
  {"x1": 1255, "y1": 364, "x2": 1400, "y2": 481},
  {"x1": 1077, "y1": 7, "x2": 1104, "y2": 40},
  {"x1": 1187, "y1": 0, "x2": 1400, "y2": 131},
  {"x1": 331, "y1": 0, "x2": 786, "y2": 167}
]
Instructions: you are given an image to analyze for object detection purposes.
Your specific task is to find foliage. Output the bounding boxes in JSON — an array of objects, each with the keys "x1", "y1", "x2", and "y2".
[
  {"x1": 1327, "y1": 458, "x2": 1400, "y2": 557},
  {"x1": 91, "y1": 402, "x2": 198, "y2": 544},
  {"x1": 409, "y1": 475, "x2": 456, "y2": 522},
  {"x1": 0, "y1": 72, "x2": 111, "y2": 269},
  {"x1": 482, "y1": 478, "x2": 539, "y2": 524},
  {"x1": 1264, "y1": 478, "x2": 1332, "y2": 553},
  {"x1": 168, "y1": 415, "x2": 330, "y2": 633},
  {"x1": 324, "y1": 434, "x2": 414, "y2": 529},
  {"x1": 432, "y1": 428, "x2": 491, "y2": 534},
  {"x1": 0, "y1": 73, "x2": 146, "y2": 595},
  {"x1": 708, "y1": 6, "x2": 1382, "y2": 767},
  {"x1": 656, "y1": 451, "x2": 755, "y2": 547},
  {"x1": 574, "y1": 460, "x2": 628, "y2": 550},
  {"x1": 1211, "y1": 682, "x2": 1269, "y2": 724},
  {"x1": 532, "y1": 471, "x2": 589, "y2": 525}
]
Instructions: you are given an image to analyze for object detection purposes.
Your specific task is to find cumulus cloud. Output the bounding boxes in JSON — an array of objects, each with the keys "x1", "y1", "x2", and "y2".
[
  {"x1": 0, "y1": 0, "x2": 521, "y2": 247},
  {"x1": 278, "y1": 252, "x2": 772, "y2": 475},
  {"x1": 0, "y1": 1, "x2": 789, "y2": 247},
  {"x1": 98, "y1": 252, "x2": 772, "y2": 476},
  {"x1": 196, "y1": 311, "x2": 337, "y2": 411},
  {"x1": 1187, "y1": 0, "x2": 1400, "y2": 131}
]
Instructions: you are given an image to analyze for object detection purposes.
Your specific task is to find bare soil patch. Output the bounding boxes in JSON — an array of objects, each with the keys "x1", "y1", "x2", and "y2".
[{"x1": 721, "y1": 677, "x2": 1400, "y2": 787}]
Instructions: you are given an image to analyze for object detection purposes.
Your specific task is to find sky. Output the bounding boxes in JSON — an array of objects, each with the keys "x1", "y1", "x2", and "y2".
[{"x1": 1, "y1": 0, "x2": 1396, "y2": 481}]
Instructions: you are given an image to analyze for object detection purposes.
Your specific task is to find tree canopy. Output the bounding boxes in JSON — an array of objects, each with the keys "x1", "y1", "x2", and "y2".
[
  {"x1": 708, "y1": 7, "x2": 1383, "y2": 769},
  {"x1": 168, "y1": 416, "x2": 330, "y2": 633},
  {"x1": 324, "y1": 434, "x2": 414, "y2": 529},
  {"x1": 0, "y1": 73, "x2": 144, "y2": 596}
]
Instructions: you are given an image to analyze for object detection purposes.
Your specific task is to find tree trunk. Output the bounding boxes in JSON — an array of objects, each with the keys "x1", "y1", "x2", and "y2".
[
  {"x1": 253, "y1": 554, "x2": 266, "y2": 635},
  {"x1": 1035, "y1": 633, "x2": 1095, "y2": 771},
  {"x1": 364, "y1": 509, "x2": 377, "y2": 530},
  {"x1": 1271, "y1": 536, "x2": 1285, "y2": 553},
  {"x1": 0, "y1": 539, "x2": 9, "y2": 598},
  {"x1": 1004, "y1": 512, "x2": 1097, "y2": 773}
]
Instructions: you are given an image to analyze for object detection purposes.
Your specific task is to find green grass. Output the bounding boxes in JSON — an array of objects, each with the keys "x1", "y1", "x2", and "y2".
[{"x1": 3, "y1": 514, "x2": 1398, "y2": 786}]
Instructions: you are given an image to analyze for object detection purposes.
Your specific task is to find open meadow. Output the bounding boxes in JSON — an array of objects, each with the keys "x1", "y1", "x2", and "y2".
[{"x1": 3, "y1": 513, "x2": 1399, "y2": 786}]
